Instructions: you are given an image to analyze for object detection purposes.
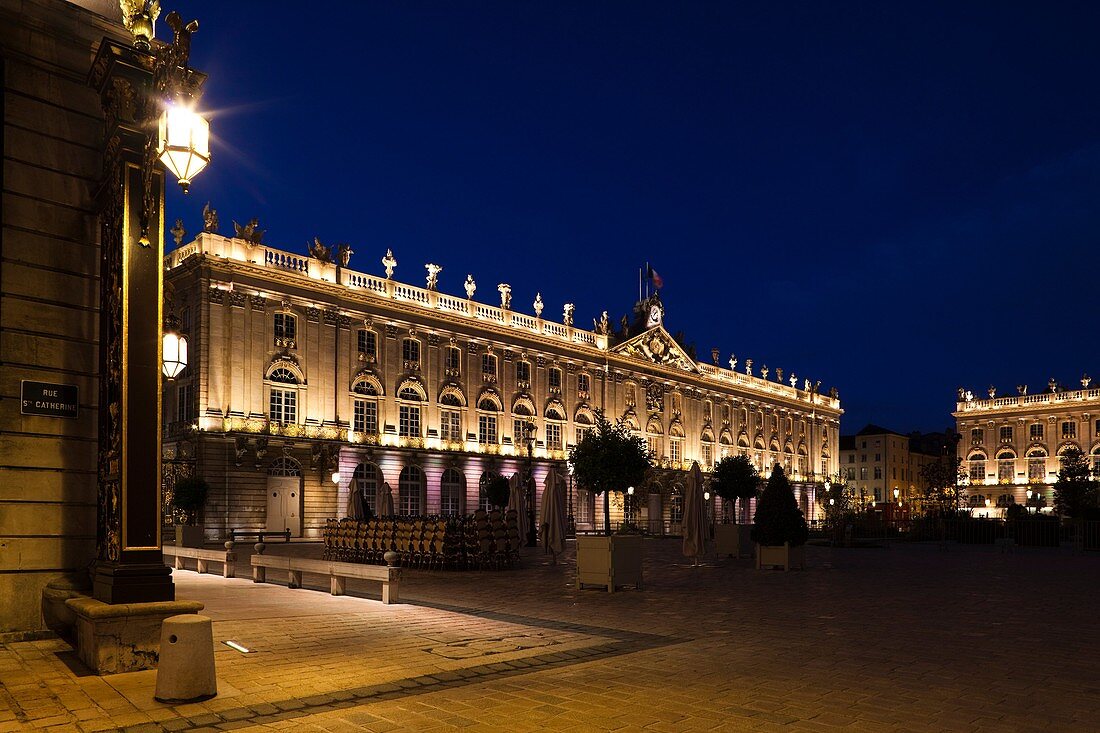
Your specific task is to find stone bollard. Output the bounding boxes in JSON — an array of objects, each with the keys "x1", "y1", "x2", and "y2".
[
  {"x1": 154, "y1": 614, "x2": 217, "y2": 703},
  {"x1": 252, "y1": 542, "x2": 266, "y2": 583},
  {"x1": 222, "y1": 541, "x2": 236, "y2": 578}
]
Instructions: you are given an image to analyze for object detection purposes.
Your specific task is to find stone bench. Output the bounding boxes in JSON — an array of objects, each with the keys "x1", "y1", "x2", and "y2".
[
  {"x1": 230, "y1": 528, "x2": 292, "y2": 543},
  {"x1": 163, "y1": 544, "x2": 237, "y2": 578},
  {"x1": 251, "y1": 548, "x2": 401, "y2": 604}
]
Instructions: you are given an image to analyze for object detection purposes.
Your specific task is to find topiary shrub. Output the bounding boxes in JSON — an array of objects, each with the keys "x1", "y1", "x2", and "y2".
[
  {"x1": 172, "y1": 476, "x2": 209, "y2": 526},
  {"x1": 750, "y1": 464, "x2": 808, "y2": 547},
  {"x1": 484, "y1": 474, "x2": 511, "y2": 509}
]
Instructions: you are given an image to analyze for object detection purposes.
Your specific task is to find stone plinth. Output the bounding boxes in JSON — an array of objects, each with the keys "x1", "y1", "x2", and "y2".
[{"x1": 65, "y1": 596, "x2": 204, "y2": 674}]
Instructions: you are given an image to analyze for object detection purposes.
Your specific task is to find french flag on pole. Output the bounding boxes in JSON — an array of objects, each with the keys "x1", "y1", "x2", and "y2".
[{"x1": 647, "y1": 264, "x2": 664, "y2": 290}]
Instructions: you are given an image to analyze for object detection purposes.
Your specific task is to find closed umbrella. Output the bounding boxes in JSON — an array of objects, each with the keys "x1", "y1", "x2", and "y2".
[
  {"x1": 540, "y1": 467, "x2": 566, "y2": 563},
  {"x1": 346, "y1": 485, "x2": 365, "y2": 521},
  {"x1": 378, "y1": 482, "x2": 395, "y2": 517},
  {"x1": 682, "y1": 461, "x2": 706, "y2": 565},
  {"x1": 508, "y1": 473, "x2": 529, "y2": 546}
]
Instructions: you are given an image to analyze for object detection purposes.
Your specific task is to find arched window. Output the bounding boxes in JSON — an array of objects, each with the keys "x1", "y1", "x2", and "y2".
[
  {"x1": 478, "y1": 471, "x2": 497, "y2": 511},
  {"x1": 397, "y1": 380, "x2": 425, "y2": 438},
  {"x1": 438, "y1": 386, "x2": 465, "y2": 444},
  {"x1": 997, "y1": 449, "x2": 1016, "y2": 482},
  {"x1": 351, "y1": 375, "x2": 382, "y2": 438},
  {"x1": 398, "y1": 465, "x2": 424, "y2": 515},
  {"x1": 266, "y1": 363, "x2": 303, "y2": 424},
  {"x1": 545, "y1": 401, "x2": 566, "y2": 451},
  {"x1": 477, "y1": 390, "x2": 501, "y2": 446},
  {"x1": 268, "y1": 456, "x2": 301, "y2": 476},
  {"x1": 440, "y1": 468, "x2": 464, "y2": 516},
  {"x1": 1027, "y1": 447, "x2": 1047, "y2": 482},
  {"x1": 968, "y1": 451, "x2": 987, "y2": 483},
  {"x1": 352, "y1": 463, "x2": 380, "y2": 515}
]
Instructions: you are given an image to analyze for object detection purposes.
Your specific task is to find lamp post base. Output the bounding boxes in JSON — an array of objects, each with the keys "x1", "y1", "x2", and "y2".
[{"x1": 93, "y1": 561, "x2": 174, "y2": 605}]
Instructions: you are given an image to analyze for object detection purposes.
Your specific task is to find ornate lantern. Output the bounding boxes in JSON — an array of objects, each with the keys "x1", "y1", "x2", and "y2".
[
  {"x1": 162, "y1": 312, "x2": 188, "y2": 379},
  {"x1": 157, "y1": 103, "x2": 210, "y2": 193}
]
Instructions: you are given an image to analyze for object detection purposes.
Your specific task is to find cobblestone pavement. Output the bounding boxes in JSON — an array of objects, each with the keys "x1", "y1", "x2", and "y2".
[{"x1": 2, "y1": 539, "x2": 1098, "y2": 732}]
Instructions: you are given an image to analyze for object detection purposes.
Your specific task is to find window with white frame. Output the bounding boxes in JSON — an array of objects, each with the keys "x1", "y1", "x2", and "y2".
[
  {"x1": 353, "y1": 463, "x2": 380, "y2": 516},
  {"x1": 701, "y1": 442, "x2": 713, "y2": 468},
  {"x1": 440, "y1": 409, "x2": 461, "y2": 442},
  {"x1": 176, "y1": 382, "x2": 194, "y2": 422},
  {"x1": 647, "y1": 436, "x2": 660, "y2": 458},
  {"x1": 398, "y1": 389, "x2": 421, "y2": 437},
  {"x1": 669, "y1": 438, "x2": 682, "y2": 464},
  {"x1": 478, "y1": 414, "x2": 498, "y2": 445},
  {"x1": 545, "y1": 422, "x2": 562, "y2": 451},
  {"x1": 353, "y1": 399, "x2": 377, "y2": 435},
  {"x1": 270, "y1": 388, "x2": 296, "y2": 424}
]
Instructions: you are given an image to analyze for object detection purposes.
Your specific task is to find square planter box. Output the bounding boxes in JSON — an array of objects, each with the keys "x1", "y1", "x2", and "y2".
[
  {"x1": 175, "y1": 525, "x2": 205, "y2": 548},
  {"x1": 576, "y1": 534, "x2": 644, "y2": 592},
  {"x1": 714, "y1": 523, "x2": 754, "y2": 558},
  {"x1": 755, "y1": 542, "x2": 804, "y2": 571}
]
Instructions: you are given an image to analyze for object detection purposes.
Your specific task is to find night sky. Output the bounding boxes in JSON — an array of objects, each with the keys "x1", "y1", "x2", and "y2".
[{"x1": 165, "y1": 1, "x2": 1100, "y2": 434}]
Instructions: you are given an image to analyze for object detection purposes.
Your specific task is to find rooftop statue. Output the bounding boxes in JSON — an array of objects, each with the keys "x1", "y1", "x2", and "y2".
[
  {"x1": 464, "y1": 275, "x2": 476, "y2": 299},
  {"x1": 201, "y1": 202, "x2": 218, "y2": 233},
  {"x1": 232, "y1": 217, "x2": 264, "y2": 245},
  {"x1": 382, "y1": 249, "x2": 397, "y2": 279}
]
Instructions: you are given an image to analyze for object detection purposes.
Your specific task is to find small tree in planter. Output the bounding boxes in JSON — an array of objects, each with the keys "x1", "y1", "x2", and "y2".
[
  {"x1": 751, "y1": 465, "x2": 808, "y2": 570},
  {"x1": 1053, "y1": 447, "x2": 1098, "y2": 519},
  {"x1": 711, "y1": 455, "x2": 759, "y2": 557},
  {"x1": 569, "y1": 410, "x2": 650, "y2": 591},
  {"x1": 171, "y1": 476, "x2": 209, "y2": 547}
]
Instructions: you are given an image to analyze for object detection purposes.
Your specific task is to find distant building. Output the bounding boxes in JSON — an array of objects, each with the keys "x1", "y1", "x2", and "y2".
[
  {"x1": 953, "y1": 378, "x2": 1100, "y2": 512},
  {"x1": 839, "y1": 424, "x2": 947, "y2": 506}
]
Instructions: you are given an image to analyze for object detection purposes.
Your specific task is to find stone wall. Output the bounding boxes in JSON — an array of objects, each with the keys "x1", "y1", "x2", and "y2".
[{"x1": 0, "y1": 0, "x2": 126, "y2": 636}]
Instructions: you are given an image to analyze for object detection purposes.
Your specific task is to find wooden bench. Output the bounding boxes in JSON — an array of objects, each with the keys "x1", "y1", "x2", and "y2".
[
  {"x1": 230, "y1": 528, "x2": 292, "y2": 543},
  {"x1": 163, "y1": 544, "x2": 237, "y2": 578},
  {"x1": 251, "y1": 552, "x2": 401, "y2": 604}
]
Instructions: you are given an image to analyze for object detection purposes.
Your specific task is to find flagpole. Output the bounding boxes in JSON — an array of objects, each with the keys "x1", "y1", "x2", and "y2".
[
  {"x1": 645, "y1": 261, "x2": 650, "y2": 300},
  {"x1": 638, "y1": 267, "x2": 642, "y2": 304}
]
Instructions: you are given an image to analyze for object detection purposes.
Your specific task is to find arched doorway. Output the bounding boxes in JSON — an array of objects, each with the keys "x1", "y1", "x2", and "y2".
[
  {"x1": 352, "y1": 462, "x2": 381, "y2": 516},
  {"x1": 440, "y1": 468, "x2": 465, "y2": 516},
  {"x1": 398, "y1": 465, "x2": 425, "y2": 515},
  {"x1": 267, "y1": 456, "x2": 302, "y2": 536}
]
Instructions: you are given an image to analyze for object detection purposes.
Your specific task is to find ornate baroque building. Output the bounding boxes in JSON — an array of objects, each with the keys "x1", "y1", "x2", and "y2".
[
  {"x1": 163, "y1": 231, "x2": 843, "y2": 540},
  {"x1": 953, "y1": 378, "x2": 1100, "y2": 511}
]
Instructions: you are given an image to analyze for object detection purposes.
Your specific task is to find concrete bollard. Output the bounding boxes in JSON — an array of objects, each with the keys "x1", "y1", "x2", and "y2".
[{"x1": 154, "y1": 614, "x2": 217, "y2": 703}]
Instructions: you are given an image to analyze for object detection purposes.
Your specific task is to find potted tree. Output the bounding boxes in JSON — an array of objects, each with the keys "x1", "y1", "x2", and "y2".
[
  {"x1": 711, "y1": 455, "x2": 759, "y2": 558},
  {"x1": 751, "y1": 465, "x2": 808, "y2": 570},
  {"x1": 172, "y1": 476, "x2": 209, "y2": 548},
  {"x1": 569, "y1": 410, "x2": 650, "y2": 591}
]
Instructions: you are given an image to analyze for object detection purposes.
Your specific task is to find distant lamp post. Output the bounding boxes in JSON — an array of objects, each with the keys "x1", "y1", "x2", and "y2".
[
  {"x1": 1026, "y1": 488, "x2": 1034, "y2": 514},
  {"x1": 523, "y1": 421, "x2": 537, "y2": 546},
  {"x1": 161, "y1": 312, "x2": 188, "y2": 379},
  {"x1": 90, "y1": 7, "x2": 210, "y2": 604}
]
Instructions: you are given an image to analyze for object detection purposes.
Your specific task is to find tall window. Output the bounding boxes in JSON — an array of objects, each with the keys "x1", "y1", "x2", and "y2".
[
  {"x1": 873, "y1": 467, "x2": 882, "y2": 480},
  {"x1": 482, "y1": 353, "x2": 497, "y2": 380},
  {"x1": 270, "y1": 388, "x2": 296, "y2": 424},
  {"x1": 440, "y1": 469, "x2": 463, "y2": 516},
  {"x1": 546, "y1": 422, "x2": 562, "y2": 451},
  {"x1": 478, "y1": 473, "x2": 496, "y2": 511},
  {"x1": 176, "y1": 383, "x2": 194, "y2": 422},
  {"x1": 1061, "y1": 421, "x2": 1076, "y2": 439},
  {"x1": 478, "y1": 414, "x2": 498, "y2": 445},
  {"x1": 577, "y1": 373, "x2": 590, "y2": 396},
  {"x1": 701, "y1": 443, "x2": 713, "y2": 468},
  {"x1": 440, "y1": 409, "x2": 461, "y2": 442},
  {"x1": 445, "y1": 346, "x2": 461, "y2": 372},
  {"x1": 669, "y1": 488, "x2": 683, "y2": 523},
  {"x1": 1028, "y1": 455, "x2": 1046, "y2": 480},
  {"x1": 402, "y1": 338, "x2": 420, "y2": 365},
  {"x1": 274, "y1": 312, "x2": 296, "y2": 347},
  {"x1": 999, "y1": 426, "x2": 1013, "y2": 442},
  {"x1": 998, "y1": 459, "x2": 1014, "y2": 481},
  {"x1": 669, "y1": 439, "x2": 682, "y2": 464},
  {"x1": 548, "y1": 367, "x2": 562, "y2": 391},
  {"x1": 398, "y1": 386, "x2": 422, "y2": 438},
  {"x1": 647, "y1": 436, "x2": 660, "y2": 458},
  {"x1": 969, "y1": 461, "x2": 984, "y2": 482},
  {"x1": 357, "y1": 329, "x2": 376, "y2": 358},
  {"x1": 1030, "y1": 423, "x2": 1044, "y2": 441},
  {"x1": 398, "y1": 466, "x2": 423, "y2": 515},
  {"x1": 970, "y1": 428, "x2": 983, "y2": 443},
  {"x1": 516, "y1": 361, "x2": 530, "y2": 384},
  {"x1": 353, "y1": 399, "x2": 377, "y2": 435}
]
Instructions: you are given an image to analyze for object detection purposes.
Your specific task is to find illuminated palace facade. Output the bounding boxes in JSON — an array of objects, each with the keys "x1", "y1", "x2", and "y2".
[
  {"x1": 953, "y1": 379, "x2": 1100, "y2": 513},
  {"x1": 163, "y1": 231, "x2": 842, "y2": 540}
]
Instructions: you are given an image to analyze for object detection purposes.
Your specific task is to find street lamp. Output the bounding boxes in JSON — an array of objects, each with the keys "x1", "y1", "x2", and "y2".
[
  {"x1": 89, "y1": 7, "x2": 210, "y2": 604},
  {"x1": 1026, "y1": 488, "x2": 1034, "y2": 514}
]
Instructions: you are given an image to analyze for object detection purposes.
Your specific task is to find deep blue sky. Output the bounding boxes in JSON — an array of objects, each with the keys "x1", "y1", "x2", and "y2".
[{"x1": 165, "y1": 1, "x2": 1100, "y2": 434}]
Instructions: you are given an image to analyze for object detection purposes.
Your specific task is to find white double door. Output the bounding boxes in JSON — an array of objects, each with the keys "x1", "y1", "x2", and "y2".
[{"x1": 266, "y1": 477, "x2": 301, "y2": 537}]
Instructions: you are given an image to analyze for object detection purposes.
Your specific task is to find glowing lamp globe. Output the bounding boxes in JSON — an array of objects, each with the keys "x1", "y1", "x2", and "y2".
[
  {"x1": 162, "y1": 318, "x2": 188, "y2": 379},
  {"x1": 158, "y1": 104, "x2": 210, "y2": 193}
]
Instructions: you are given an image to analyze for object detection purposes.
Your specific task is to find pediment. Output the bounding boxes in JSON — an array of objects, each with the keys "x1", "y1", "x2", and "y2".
[{"x1": 610, "y1": 326, "x2": 698, "y2": 372}]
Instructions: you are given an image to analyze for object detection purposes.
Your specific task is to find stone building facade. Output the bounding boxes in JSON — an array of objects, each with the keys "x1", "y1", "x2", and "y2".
[
  {"x1": 953, "y1": 379, "x2": 1100, "y2": 512},
  {"x1": 163, "y1": 233, "x2": 842, "y2": 540},
  {"x1": 0, "y1": 0, "x2": 129, "y2": 636},
  {"x1": 839, "y1": 424, "x2": 944, "y2": 506}
]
